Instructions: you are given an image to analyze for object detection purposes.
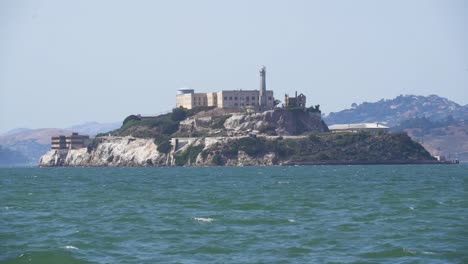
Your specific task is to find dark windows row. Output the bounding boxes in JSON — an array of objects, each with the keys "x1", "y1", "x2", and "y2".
[
  {"x1": 223, "y1": 96, "x2": 258, "y2": 101},
  {"x1": 233, "y1": 102, "x2": 256, "y2": 106}
]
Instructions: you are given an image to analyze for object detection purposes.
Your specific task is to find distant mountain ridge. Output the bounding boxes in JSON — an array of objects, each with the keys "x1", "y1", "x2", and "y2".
[
  {"x1": 0, "y1": 145, "x2": 29, "y2": 166},
  {"x1": 0, "y1": 122, "x2": 120, "y2": 165},
  {"x1": 66, "y1": 122, "x2": 121, "y2": 136},
  {"x1": 325, "y1": 95, "x2": 468, "y2": 127}
]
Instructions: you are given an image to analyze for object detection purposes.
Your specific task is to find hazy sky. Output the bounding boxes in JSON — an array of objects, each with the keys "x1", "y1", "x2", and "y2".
[{"x1": 1, "y1": 0, "x2": 467, "y2": 132}]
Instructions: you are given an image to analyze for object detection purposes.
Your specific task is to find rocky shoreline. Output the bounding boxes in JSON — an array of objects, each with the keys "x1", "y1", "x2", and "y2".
[{"x1": 39, "y1": 132, "x2": 439, "y2": 167}]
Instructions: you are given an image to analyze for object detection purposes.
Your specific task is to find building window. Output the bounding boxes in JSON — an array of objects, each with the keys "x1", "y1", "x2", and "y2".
[
  {"x1": 246, "y1": 97, "x2": 249, "y2": 101},
  {"x1": 252, "y1": 96, "x2": 255, "y2": 100},
  {"x1": 268, "y1": 96, "x2": 272, "y2": 100},
  {"x1": 229, "y1": 97, "x2": 232, "y2": 100},
  {"x1": 234, "y1": 103, "x2": 238, "y2": 106},
  {"x1": 234, "y1": 97, "x2": 238, "y2": 100},
  {"x1": 224, "y1": 96, "x2": 227, "y2": 100}
]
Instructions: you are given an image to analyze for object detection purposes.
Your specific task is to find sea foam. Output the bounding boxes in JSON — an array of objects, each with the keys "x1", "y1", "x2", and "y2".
[
  {"x1": 193, "y1": 217, "x2": 214, "y2": 223},
  {"x1": 63, "y1": 245, "x2": 78, "y2": 250}
]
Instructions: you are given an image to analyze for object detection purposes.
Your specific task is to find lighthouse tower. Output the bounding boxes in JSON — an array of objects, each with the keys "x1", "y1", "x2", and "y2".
[{"x1": 259, "y1": 66, "x2": 267, "y2": 110}]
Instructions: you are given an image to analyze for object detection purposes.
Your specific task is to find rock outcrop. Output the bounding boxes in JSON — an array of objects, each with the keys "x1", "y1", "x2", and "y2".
[
  {"x1": 39, "y1": 137, "x2": 167, "y2": 166},
  {"x1": 223, "y1": 109, "x2": 328, "y2": 135},
  {"x1": 38, "y1": 135, "x2": 280, "y2": 167},
  {"x1": 39, "y1": 132, "x2": 437, "y2": 167}
]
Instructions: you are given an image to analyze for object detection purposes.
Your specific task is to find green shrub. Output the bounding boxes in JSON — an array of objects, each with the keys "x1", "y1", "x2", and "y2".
[
  {"x1": 156, "y1": 140, "x2": 172, "y2": 154},
  {"x1": 317, "y1": 153, "x2": 330, "y2": 160},
  {"x1": 87, "y1": 138, "x2": 101, "y2": 153},
  {"x1": 123, "y1": 115, "x2": 141, "y2": 126},
  {"x1": 308, "y1": 134, "x2": 320, "y2": 142},
  {"x1": 237, "y1": 137, "x2": 266, "y2": 156},
  {"x1": 211, "y1": 154, "x2": 224, "y2": 165},
  {"x1": 200, "y1": 150, "x2": 209, "y2": 160},
  {"x1": 171, "y1": 107, "x2": 188, "y2": 121},
  {"x1": 274, "y1": 140, "x2": 298, "y2": 157},
  {"x1": 307, "y1": 105, "x2": 321, "y2": 113},
  {"x1": 174, "y1": 144, "x2": 205, "y2": 166}
]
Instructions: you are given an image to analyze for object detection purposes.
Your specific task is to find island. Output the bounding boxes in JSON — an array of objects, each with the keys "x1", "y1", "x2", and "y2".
[{"x1": 39, "y1": 66, "x2": 441, "y2": 167}]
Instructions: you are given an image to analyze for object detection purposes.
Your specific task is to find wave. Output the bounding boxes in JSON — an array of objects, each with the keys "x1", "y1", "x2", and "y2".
[
  {"x1": 0, "y1": 250, "x2": 94, "y2": 264},
  {"x1": 193, "y1": 217, "x2": 214, "y2": 223},
  {"x1": 360, "y1": 246, "x2": 417, "y2": 258},
  {"x1": 63, "y1": 245, "x2": 79, "y2": 250}
]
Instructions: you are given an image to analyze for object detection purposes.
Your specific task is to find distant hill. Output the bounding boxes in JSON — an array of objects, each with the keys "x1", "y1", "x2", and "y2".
[
  {"x1": 0, "y1": 122, "x2": 119, "y2": 165},
  {"x1": 0, "y1": 128, "x2": 72, "y2": 165},
  {"x1": 66, "y1": 122, "x2": 120, "y2": 136},
  {"x1": 324, "y1": 94, "x2": 468, "y2": 161},
  {"x1": 402, "y1": 121, "x2": 468, "y2": 161},
  {"x1": 0, "y1": 145, "x2": 29, "y2": 166},
  {"x1": 325, "y1": 94, "x2": 467, "y2": 126},
  {"x1": 2, "y1": 128, "x2": 32, "y2": 136}
]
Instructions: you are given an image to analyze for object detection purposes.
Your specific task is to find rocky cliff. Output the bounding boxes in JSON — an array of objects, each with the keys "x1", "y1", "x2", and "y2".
[
  {"x1": 39, "y1": 137, "x2": 167, "y2": 166},
  {"x1": 39, "y1": 132, "x2": 437, "y2": 167},
  {"x1": 223, "y1": 109, "x2": 328, "y2": 135}
]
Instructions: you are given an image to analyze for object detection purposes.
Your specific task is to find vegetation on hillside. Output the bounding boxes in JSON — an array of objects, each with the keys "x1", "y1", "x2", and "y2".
[
  {"x1": 174, "y1": 144, "x2": 205, "y2": 166},
  {"x1": 202, "y1": 132, "x2": 434, "y2": 164},
  {"x1": 392, "y1": 116, "x2": 458, "y2": 135},
  {"x1": 102, "y1": 106, "x2": 216, "y2": 139}
]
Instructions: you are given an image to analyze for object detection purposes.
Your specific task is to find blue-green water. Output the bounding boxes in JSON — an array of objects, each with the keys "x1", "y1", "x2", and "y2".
[{"x1": 1, "y1": 165, "x2": 467, "y2": 263}]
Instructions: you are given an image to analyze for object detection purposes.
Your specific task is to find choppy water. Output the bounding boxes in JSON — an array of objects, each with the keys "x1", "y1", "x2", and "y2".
[{"x1": 1, "y1": 165, "x2": 467, "y2": 263}]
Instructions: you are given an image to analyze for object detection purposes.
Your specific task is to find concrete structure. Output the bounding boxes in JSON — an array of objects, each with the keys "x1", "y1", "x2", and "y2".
[
  {"x1": 216, "y1": 90, "x2": 274, "y2": 109},
  {"x1": 175, "y1": 66, "x2": 274, "y2": 110},
  {"x1": 51, "y1": 132, "x2": 91, "y2": 150},
  {"x1": 328, "y1": 123, "x2": 389, "y2": 134},
  {"x1": 284, "y1": 91, "x2": 306, "y2": 108},
  {"x1": 51, "y1": 136, "x2": 67, "y2": 149},
  {"x1": 259, "y1": 66, "x2": 267, "y2": 110}
]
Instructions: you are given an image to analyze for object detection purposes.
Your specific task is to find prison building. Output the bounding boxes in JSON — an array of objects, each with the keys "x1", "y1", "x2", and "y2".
[{"x1": 51, "y1": 133, "x2": 91, "y2": 150}]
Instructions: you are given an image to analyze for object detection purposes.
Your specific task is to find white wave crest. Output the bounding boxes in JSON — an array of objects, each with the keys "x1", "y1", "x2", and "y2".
[
  {"x1": 193, "y1": 217, "x2": 214, "y2": 223},
  {"x1": 63, "y1": 245, "x2": 78, "y2": 250}
]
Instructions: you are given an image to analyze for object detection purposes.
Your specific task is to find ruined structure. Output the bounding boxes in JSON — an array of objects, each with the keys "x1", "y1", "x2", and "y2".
[{"x1": 284, "y1": 91, "x2": 306, "y2": 108}]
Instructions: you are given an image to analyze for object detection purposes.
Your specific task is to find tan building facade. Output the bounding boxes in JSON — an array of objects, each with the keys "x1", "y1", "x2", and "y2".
[
  {"x1": 176, "y1": 89, "x2": 274, "y2": 110},
  {"x1": 175, "y1": 66, "x2": 274, "y2": 110},
  {"x1": 217, "y1": 90, "x2": 274, "y2": 108},
  {"x1": 51, "y1": 133, "x2": 91, "y2": 150}
]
